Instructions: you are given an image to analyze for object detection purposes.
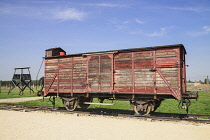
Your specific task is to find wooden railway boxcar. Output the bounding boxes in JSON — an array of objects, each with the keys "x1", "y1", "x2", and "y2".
[{"x1": 43, "y1": 44, "x2": 197, "y2": 115}]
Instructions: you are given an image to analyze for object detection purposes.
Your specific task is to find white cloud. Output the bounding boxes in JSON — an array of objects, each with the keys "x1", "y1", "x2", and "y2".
[
  {"x1": 129, "y1": 27, "x2": 171, "y2": 37},
  {"x1": 31, "y1": 1, "x2": 57, "y2": 4},
  {"x1": 122, "y1": 21, "x2": 129, "y2": 24},
  {"x1": 135, "y1": 18, "x2": 144, "y2": 24},
  {"x1": 166, "y1": 7, "x2": 201, "y2": 12},
  {"x1": 83, "y1": 3, "x2": 128, "y2": 8},
  {"x1": 0, "y1": 7, "x2": 11, "y2": 14},
  {"x1": 147, "y1": 28, "x2": 167, "y2": 37},
  {"x1": 109, "y1": 18, "x2": 129, "y2": 25},
  {"x1": 109, "y1": 18, "x2": 130, "y2": 30},
  {"x1": 129, "y1": 30, "x2": 143, "y2": 35},
  {"x1": 187, "y1": 26, "x2": 210, "y2": 36},
  {"x1": 0, "y1": 6, "x2": 45, "y2": 17},
  {"x1": 53, "y1": 8, "x2": 86, "y2": 21},
  {"x1": 115, "y1": 25, "x2": 128, "y2": 30},
  {"x1": 162, "y1": 6, "x2": 210, "y2": 12},
  {"x1": 0, "y1": 4, "x2": 86, "y2": 21}
]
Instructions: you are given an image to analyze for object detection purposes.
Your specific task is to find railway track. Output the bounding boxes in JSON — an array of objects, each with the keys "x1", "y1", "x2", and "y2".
[{"x1": 0, "y1": 103, "x2": 210, "y2": 124}]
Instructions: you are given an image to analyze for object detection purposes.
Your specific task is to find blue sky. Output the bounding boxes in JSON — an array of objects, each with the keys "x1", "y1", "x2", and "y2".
[{"x1": 0, "y1": 0, "x2": 210, "y2": 81}]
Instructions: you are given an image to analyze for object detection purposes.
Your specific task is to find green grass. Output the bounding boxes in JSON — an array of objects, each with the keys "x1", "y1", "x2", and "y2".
[
  {"x1": 14, "y1": 98, "x2": 64, "y2": 107},
  {"x1": 1, "y1": 88, "x2": 210, "y2": 115},
  {"x1": 0, "y1": 88, "x2": 36, "y2": 99},
  {"x1": 12, "y1": 98, "x2": 131, "y2": 110},
  {"x1": 89, "y1": 99, "x2": 131, "y2": 110},
  {"x1": 156, "y1": 91, "x2": 210, "y2": 115}
]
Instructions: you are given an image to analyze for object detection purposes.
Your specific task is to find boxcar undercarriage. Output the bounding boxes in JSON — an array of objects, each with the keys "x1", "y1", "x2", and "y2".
[
  {"x1": 46, "y1": 92, "x2": 166, "y2": 115},
  {"x1": 45, "y1": 91, "x2": 196, "y2": 115}
]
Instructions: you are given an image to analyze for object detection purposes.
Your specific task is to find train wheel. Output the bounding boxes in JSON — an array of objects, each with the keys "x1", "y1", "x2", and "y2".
[
  {"x1": 133, "y1": 101, "x2": 152, "y2": 115},
  {"x1": 79, "y1": 97, "x2": 92, "y2": 109},
  {"x1": 62, "y1": 98, "x2": 78, "y2": 111}
]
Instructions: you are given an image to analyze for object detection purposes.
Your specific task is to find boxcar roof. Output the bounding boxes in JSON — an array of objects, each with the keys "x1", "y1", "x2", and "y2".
[
  {"x1": 45, "y1": 47, "x2": 66, "y2": 52},
  {"x1": 45, "y1": 44, "x2": 186, "y2": 58}
]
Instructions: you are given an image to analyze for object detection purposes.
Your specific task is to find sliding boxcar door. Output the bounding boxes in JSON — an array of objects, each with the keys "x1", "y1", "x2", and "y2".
[{"x1": 87, "y1": 54, "x2": 113, "y2": 92}]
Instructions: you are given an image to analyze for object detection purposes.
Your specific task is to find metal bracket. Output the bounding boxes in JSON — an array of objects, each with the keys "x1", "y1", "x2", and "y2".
[
  {"x1": 49, "y1": 96, "x2": 56, "y2": 109},
  {"x1": 178, "y1": 99, "x2": 191, "y2": 114}
]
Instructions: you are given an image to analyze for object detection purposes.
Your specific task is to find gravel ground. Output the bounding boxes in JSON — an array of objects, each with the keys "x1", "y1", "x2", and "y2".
[
  {"x1": 0, "y1": 97, "x2": 43, "y2": 103},
  {"x1": 0, "y1": 110, "x2": 210, "y2": 140}
]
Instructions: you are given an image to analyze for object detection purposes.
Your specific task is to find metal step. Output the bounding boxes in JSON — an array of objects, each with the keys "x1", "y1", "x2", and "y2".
[{"x1": 83, "y1": 102, "x2": 115, "y2": 105}]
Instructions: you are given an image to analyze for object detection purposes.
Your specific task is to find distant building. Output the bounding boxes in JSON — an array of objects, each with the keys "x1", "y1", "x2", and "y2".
[
  {"x1": 204, "y1": 75, "x2": 209, "y2": 84},
  {"x1": 194, "y1": 82, "x2": 201, "y2": 87}
]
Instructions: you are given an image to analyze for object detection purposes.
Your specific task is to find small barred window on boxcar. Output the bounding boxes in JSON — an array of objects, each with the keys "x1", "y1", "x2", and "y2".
[{"x1": 46, "y1": 51, "x2": 52, "y2": 57}]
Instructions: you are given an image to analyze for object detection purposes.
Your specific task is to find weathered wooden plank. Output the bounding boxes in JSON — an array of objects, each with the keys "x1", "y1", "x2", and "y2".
[
  {"x1": 59, "y1": 89, "x2": 71, "y2": 92},
  {"x1": 73, "y1": 56, "x2": 86, "y2": 61},
  {"x1": 115, "y1": 63, "x2": 132, "y2": 69},
  {"x1": 100, "y1": 83, "x2": 112, "y2": 86},
  {"x1": 45, "y1": 66, "x2": 58, "y2": 70},
  {"x1": 134, "y1": 59, "x2": 153, "y2": 69},
  {"x1": 156, "y1": 87, "x2": 176, "y2": 93},
  {"x1": 134, "y1": 86, "x2": 154, "y2": 93},
  {"x1": 115, "y1": 69, "x2": 132, "y2": 73},
  {"x1": 100, "y1": 78, "x2": 112, "y2": 82},
  {"x1": 156, "y1": 50, "x2": 177, "y2": 58},
  {"x1": 46, "y1": 59, "x2": 58, "y2": 63},
  {"x1": 46, "y1": 63, "x2": 59, "y2": 66},
  {"x1": 134, "y1": 52, "x2": 153, "y2": 60},
  {"x1": 156, "y1": 57, "x2": 178, "y2": 67},
  {"x1": 135, "y1": 79, "x2": 154, "y2": 83},
  {"x1": 73, "y1": 64, "x2": 87, "y2": 68},
  {"x1": 135, "y1": 70, "x2": 153, "y2": 75},
  {"x1": 135, "y1": 83, "x2": 154, "y2": 87},
  {"x1": 115, "y1": 77, "x2": 132, "y2": 82},
  {"x1": 72, "y1": 78, "x2": 86, "y2": 82},
  {"x1": 115, "y1": 83, "x2": 132, "y2": 86},
  {"x1": 160, "y1": 67, "x2": 178, "y2": 71},
  {"x1": 115, "y1": 53, "x2": 132, "y2": 61},
  {"x1": 73, "y1": 89, "x2": 84, "y2": 92},
  {"x1": 114, "y1": 86, "x2": 132, "y2": 92}
]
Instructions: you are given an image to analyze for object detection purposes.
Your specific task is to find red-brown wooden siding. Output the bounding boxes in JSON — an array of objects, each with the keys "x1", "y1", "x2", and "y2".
[{"x1": 44, "y1": 45, "x2": 185, "y2": 100}]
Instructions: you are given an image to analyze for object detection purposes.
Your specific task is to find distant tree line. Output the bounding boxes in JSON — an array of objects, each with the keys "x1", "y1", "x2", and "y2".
[
  {"x1": 187, "y1": 80, "x2": 195, "y2": 83},
  {"x1": 187, "y1": 79, "x2": 208, "y2": 84}
]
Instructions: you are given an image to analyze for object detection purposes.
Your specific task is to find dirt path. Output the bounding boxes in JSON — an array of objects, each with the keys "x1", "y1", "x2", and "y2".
[
  {"x1": 0, "y1": 110, "x2": 209, "y2": 140},
  {"x1": 0, "y1": 97, "x2": 43, "y2": 103}
]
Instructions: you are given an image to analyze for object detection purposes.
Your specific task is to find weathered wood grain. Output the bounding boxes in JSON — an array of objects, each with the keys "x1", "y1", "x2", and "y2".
[
  {"x1": 156, "y1": 50, "x2": 177, "y2": 58},
  {"x1": 45, "y1": 46, "x2": 184, "y2": 98}
]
